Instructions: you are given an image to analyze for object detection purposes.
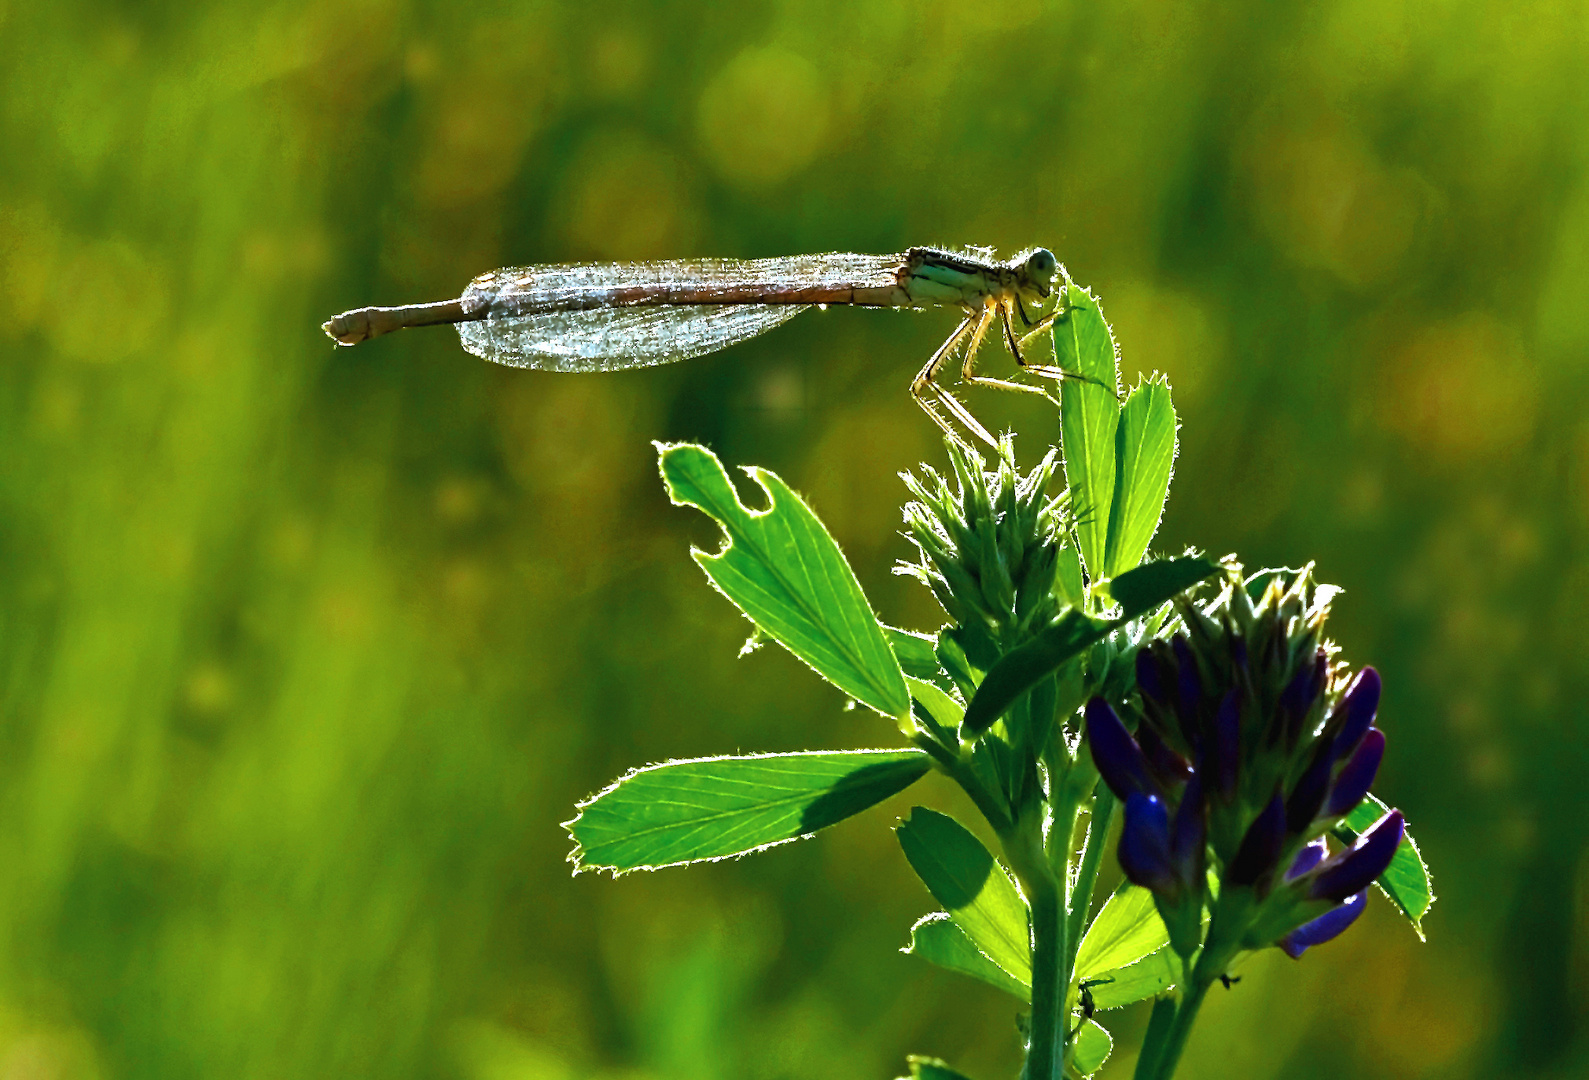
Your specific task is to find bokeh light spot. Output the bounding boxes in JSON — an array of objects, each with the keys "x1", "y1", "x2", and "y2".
[
  {"x1": 697, "y1": 47, "x2": 831, "y2": 190},
  {"x1": 1241, "y1": 108, "x2": 1427, "y2": 288}
]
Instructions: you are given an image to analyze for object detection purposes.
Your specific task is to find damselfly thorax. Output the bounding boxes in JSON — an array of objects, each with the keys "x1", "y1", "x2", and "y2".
[{"x1": 323, "y1": 246, "x2": 1082, "y2": 448}]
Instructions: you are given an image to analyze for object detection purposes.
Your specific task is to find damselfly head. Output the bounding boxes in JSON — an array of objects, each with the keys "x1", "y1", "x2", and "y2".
[{"x1": 1015, "y1": 248, "x2": 1059, "y2": 299}]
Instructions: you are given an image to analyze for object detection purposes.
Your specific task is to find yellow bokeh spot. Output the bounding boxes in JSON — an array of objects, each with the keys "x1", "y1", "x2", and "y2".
[
  {"x1": 0, "y1": 202, "x2": 63, "y2": 339},
  {"x1": 587, "y1": 29, "x2": 650, "y2": 100},
  {"x1": 1240, "y1": 107, "x2": 1426, "y2": 289},
  {"x1": 697, "y1": 47, "x2": 831, "y2": 189}
]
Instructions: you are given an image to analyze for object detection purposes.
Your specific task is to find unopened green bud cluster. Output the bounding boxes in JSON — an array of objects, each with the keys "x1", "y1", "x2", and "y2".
[{"x1": 897, "y1": 438, "x2": 1071, "y2": 650}]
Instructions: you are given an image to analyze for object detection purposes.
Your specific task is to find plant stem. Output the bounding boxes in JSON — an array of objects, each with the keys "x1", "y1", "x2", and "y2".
[
  {"x1": 1065, "y1": 786, "x2": 1116, "y2": 966},
  {"x1": 1002, "y1": 803, "x2": 1069, "y2": 1080},
  {"x1": 1145, "y1": 976, "x2": 1210, "y2": 1080},
  {"x1": 1023, "y1": 874, "x2": 1067, "y2": 1080}
]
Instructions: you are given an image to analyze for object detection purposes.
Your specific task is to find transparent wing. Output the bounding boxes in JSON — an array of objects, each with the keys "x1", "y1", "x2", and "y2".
[
  {"x1": 456, "y1": 303, "x2": 812, "y2": 372},
  {"x1": 464, "y1": 253, "x2": 902, "y2": 314}
]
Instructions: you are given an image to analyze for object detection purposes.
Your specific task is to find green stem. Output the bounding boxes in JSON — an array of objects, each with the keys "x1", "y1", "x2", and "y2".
[
  {"x1": 1002, "y1": 807, "x2": 1068, "y2": 1080},
  {"x1": 1065, "y1": 786, "x2": 1116, "y2": 966},
  {"x1": 1133, "y1": 997, "x2": 1178, "y2": 1080},
  {"x1": 1146, "y1": 976, "x2": 1211, "y2": 1080},
  {"x1": 1023, "y1": 875, "x2": 1067, "y2": 1080}
]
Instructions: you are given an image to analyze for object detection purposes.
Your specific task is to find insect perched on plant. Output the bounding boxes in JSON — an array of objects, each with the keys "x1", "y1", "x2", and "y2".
[
  {"x1": 322, "y1": 246, "x2": 1092, "y2": 449},
  {"x1": 1078, "y1": 977, "x2": 1116, "y2": 1024}
]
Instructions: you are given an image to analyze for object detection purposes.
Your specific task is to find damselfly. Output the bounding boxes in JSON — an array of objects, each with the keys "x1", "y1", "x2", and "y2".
[{"x1": 322, "y1": 247, "x2": 1082, "y2": 447}]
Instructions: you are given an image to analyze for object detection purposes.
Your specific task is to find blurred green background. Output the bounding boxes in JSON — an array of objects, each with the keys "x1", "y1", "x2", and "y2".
[{"x1": 2, "y1": 0, "x2": 1587, "y2": 1077}]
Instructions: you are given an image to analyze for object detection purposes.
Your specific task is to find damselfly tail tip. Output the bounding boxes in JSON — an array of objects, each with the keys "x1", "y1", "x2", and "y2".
[{"x1": 322, "y1": 309, "x2": 370, "y2": 347}]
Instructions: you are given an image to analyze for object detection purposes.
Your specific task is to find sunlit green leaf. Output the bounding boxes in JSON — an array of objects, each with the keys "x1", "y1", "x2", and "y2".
[
  {"x1": 1104, "y1": 376, "x2": 1177, "y2": 579},
  {"x1": 900, "y1": 1055, "x2": 977, "y2": 1080},
  {"x1": 906, "y1": 676, "x2": 965, "y2": 742},
  {"x1": 896, "y1": 808, "x2": 1031, "y2": 983},
  {"x1": 1336, "y1": 794, "x2": 1435, "y2": 939},
  {"x1": 904, "y1": 912, "x2": 1031, "y2": 1000},
  {"x1": 887, "y1": 626, "x2": 947, "y2": 685},
  {"x1": 658, "y1": 442, "x2": 909, "y2": 720},
  {"x1": 1072, "y1": 1018, "x2": 1113, "y2": 1076},
  {"x1": 568, "y1": 750, "x2": 930, "y2": 872},
  {"x1": 1055, "y1": 544, "x2": 1086, "y2": 609},
  {"x1": 1087, "y1": 946, "x2": 1179, "y2": 1010},
  {"x1": 1075, "y1": 884, "x2": 1170, "y2": 978},
  {"x1": 1055, "y1": 282, "x2": 1122, "y2": 581}
]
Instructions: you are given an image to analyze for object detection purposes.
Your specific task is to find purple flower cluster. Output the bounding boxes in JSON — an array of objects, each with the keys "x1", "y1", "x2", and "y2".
[{"x1": 1085, "y1": 566, "x2": 1406, "y2": 960}]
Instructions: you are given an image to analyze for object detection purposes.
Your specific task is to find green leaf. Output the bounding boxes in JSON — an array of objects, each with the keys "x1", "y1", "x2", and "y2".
[
  {"x1": 1087, "y1": 946, "x2": 1179, "y2": 1010},
  {"x1": 568, "y1": 750, "x2": 930, "y2": 873},
  {"x1": 887, "y1": 625, "x2": 947, "y2": 684},
  {"x1": 896, "y1": 808, "x2": 1031, "y2": 983},
  {"x1": 1336, "y1": 795, "x2": 1435, "y2": 939},
  {"x1": 1071, "y1": 1019, "x2": 1112, "y2": 1076},
  {"x1": 901, "y1": 1055, "x2": 977, "y2": 1080},
  {"x1": 1075, "y1": 884, "x2": 1170, "y2": 978},
  {"x1": 906, "y1": 676, "x2": 965, "y2": 742},
  {"x1": 1055, "y1": 282, "x2": 1122, "y2": 581},
  {"x1": 1103, "y1": 376, "x2": 1178, "y2": 579},
  {"x1": 1055, "y1": 544, "x2": 1086, "y2": 609},
  {"x1": 904, "y1": 912, "x2": 1031, "y2": 1001},
  {"x1": 658, "y1": 442, "x2": 909, "y2": 720},
  {"x1": 960, "y1": 609, "x2": 1112, "y2": 736},
  {"x1": 961, "y1": 560, "x2": 1218, "y2": 737},
  {"x1": 1108, "y1": 556, "x2": 1222, "y2": 620}
]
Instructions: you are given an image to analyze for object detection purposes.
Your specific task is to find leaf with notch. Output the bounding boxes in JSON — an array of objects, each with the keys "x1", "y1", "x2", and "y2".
[
  {"x1": 568, "y1": 750, "x2": 930, "y2": 873},
  {"x1": 896, "y1": 808, "x2": 1031, "y2": 984},
  {"x1": 658, "y1": 442, "x2": 909, "y2": 720}
]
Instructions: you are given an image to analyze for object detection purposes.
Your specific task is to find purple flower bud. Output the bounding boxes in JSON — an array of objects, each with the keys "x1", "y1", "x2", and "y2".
[
  {"x1": 1136, "y1": 648, "x2": 1168, "y2": 704},
  {"x1": 1119, "y1": 792, "x2": 1177, "y2": 896},
  {"x1": 1285, "y1": 738, "x2": 1336, "y2": 833},
  {"x1": 1170, "y1": 774, "x2": 1206, "y2": 884},
  {"x1": 1212, "y1": 690, "x2": 1241, "y2": 798},
  {"x1": 1324, "y1": 728, "x2": 1386, "y2": 817},
  {"x1": 1328, "y1": 667, "x2": 1381, "y2": 758},
  {"x1": 1085, "y1": 698, "x2": 1156, "y2": 801},
  {"x1": 1285, "y1": 837, "x2": 1328, "y2": 882},
  {"x1": 1228, "y1": 791, "x2": 1286, "y2": 887},
  {"x1": 1278, "y1": 890, "x2": 1367, "y2": 959},
  {"x1": 1310, "y1": 809, "x2": 1404, "y2": 901},
  {"x1": 1279, "y1": 650, "x2": 1329, "y2": 748},
  {"x1": 1137, "y1": 722, "x2": 1193, "y2": 787}
]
